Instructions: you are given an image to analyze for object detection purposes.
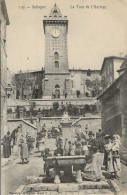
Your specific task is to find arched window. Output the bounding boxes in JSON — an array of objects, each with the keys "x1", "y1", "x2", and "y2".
[
  {"x1": 55, "y1": 84, "x2": 60, "y2": 88},
  {"x1": 55, "y1": 61, "x2": 59, "y2": 68},
  {"x1": 54, "y1": 52, "x2": 59, "y2": 60}
]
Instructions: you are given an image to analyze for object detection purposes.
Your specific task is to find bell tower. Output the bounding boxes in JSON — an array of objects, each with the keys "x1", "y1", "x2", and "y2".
[
  {"x1": 43, "y1": 4, "x2": 69, "y2": 73},
  {"x1": 42, "y1": 4, "x2": 71, "y2": 99}
]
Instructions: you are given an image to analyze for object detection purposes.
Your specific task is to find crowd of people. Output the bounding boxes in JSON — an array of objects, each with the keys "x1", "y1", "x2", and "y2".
[
  {"x1": 2, "y1": 124, "x2": 35, "y2": 164},
  {"x1": 2, "y1": 121, "x2": 121, "y2": 181},
  {"x1": 42, "y1": 128, "x2": 121, "y2": 181}
]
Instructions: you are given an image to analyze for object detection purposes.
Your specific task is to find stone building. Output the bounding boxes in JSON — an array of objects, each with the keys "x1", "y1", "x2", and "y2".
[
  {"x1": 14, "y1": 68, "x2": 100, "y2": 100},
  {"x1": 42, "y1": 4, "x2": 100, "y2": 99},
  {"x1": 12, "y1": 4, "x2": 101, "y2": 103},
  {"x1": 100, "y1": 56, "x2": 126, "y2": 90},
  {"x1": 98, "y1": 58, "x2": 127, "y2": 149},
  {"x1": 0, "y1": 0, "x2": 10, "y2": 138},
  {"x1": 14, "y1": 69, "x2": 45, "y2": 100}
]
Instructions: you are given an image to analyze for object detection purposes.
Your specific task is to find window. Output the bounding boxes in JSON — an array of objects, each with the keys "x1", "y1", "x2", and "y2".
[
  {"x1": 55, "y1": 84, "x2": 60, "y2": 88},
  {"x1": 54, "y1": 52, "x2": 59, "y2": 60},
  {"x1": 55, "y1": 61, "x2": 59, "y2": 68}
]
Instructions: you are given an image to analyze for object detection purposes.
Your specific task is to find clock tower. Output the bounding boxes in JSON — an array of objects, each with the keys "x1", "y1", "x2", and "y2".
[{"x1": 42, "y1": 4, "x2": 71, "y2": 99}]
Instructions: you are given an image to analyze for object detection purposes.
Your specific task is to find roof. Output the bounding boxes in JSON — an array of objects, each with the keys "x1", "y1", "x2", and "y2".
[
  {"x1": 49, "y1": 4, "x2": 62, "y2": 17},
  {"x1": 69, "y1": 69, "x2": 100, "y2": 73},
  {"x1": 120, "y1": 59, "x2": 127, "y2": 69},
  {"x1": 15, "y1": 68, "x2": 100, "y2": 74},
  {"x1": 100, "y1": 56, "x2": 126, "y2": 75},
  {"x1": 97, "y1": 69, "x2": 127, "y2": 100}
]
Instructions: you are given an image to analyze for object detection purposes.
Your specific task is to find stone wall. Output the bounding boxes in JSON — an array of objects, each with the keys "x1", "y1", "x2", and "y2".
[
  {"x1": 25, "y1": 117, "x2": 101, "y2": 136},
  {"x1": 7, "y1": 119, "x2": 37, "y2": 138}
]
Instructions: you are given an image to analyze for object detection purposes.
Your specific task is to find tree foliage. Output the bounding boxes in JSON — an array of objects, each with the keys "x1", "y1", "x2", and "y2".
[
  {"x1": 53, "y1": 102, "x2": 59, "y2": 111},
  {"x1": 86, "y1": 76, "x2": 102, "y2": 97},
  {"x1": 11, "y1": 70, "x2": 35, "y2": 99}
]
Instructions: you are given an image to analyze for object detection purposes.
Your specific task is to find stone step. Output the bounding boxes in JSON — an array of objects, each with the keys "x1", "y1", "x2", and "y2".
[
  {"x1": 13, "y1": 189, "x2": 114, "y2": 195},
  {"x1": 23, "y1": 181, "x2": 110, "y2": 193}
]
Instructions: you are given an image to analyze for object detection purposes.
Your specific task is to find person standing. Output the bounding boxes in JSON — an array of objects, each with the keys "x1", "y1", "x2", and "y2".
[
  {"x1": 26, "y1": 133, "x2": 34, "y2": 156},
  {"x1": 96, "y1": 130, "x2": 105, "y2": 176},
  {"x1": 112, "y1": 134, "x2": 121, "y2": 179},
  {"x1": 15, "y1": 126, "x2": 20, "y2": 144},
  {"x1": 19, "y1": 136, "x2": 29, "y2": 164},
  {"x1": 104, "y1": 135, "x2": 114, "y2": 178},
  {"x1": 11, "y1": 128, "x2": 17, "y2": 145},
  {"x1": 3, "y1": 131, "x2": 11, "y2": 158},
  {"x1": 83, "y1": 131, "x2": 102, "y2": 181}
]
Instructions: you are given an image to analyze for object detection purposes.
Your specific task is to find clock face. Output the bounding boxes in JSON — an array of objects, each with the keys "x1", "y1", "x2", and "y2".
[{"x1": 51, "y1": 28, "x2": 61, "y2": 38}]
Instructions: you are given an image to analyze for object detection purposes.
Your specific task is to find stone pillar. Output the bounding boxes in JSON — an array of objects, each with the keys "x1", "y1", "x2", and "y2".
[
  {"x1": 76, "y1": 169, "x2": 82, "y2": 183},
  {"x1": 54, "y1": 165, "x2": 61, "y2": 184},
  {"x1": 60, "y1": 121, "x2": 72, "y2": 148}
]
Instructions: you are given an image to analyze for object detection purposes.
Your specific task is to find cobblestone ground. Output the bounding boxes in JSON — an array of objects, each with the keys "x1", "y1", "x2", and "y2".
[{"x1": 1, "y1": 138, "x2": 127, "y2": 195}]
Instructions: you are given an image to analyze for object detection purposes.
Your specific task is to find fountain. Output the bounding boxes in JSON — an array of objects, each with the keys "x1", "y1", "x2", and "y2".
[{"x1": 44, "y1": 112, "x2": 86, "y2": 183}]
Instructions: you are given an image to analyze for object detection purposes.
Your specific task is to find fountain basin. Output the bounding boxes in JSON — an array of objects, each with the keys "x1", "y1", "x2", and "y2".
[{"x1": 45, "y1": 155, "x2": 86, "y2": 166}]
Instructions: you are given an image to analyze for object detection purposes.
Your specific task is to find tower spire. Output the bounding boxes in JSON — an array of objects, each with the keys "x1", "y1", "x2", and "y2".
[{"x1": 49, "y1": 4, "x2": 62, "y2": 17}]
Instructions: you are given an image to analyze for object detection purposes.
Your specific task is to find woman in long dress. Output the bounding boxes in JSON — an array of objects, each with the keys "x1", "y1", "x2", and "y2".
[
  {"x1": 83, "y1": 131, "x2": 102, "y2": 181},
  {"x1": 3, "y1": 131, "x2": 11, "y2": 158}
]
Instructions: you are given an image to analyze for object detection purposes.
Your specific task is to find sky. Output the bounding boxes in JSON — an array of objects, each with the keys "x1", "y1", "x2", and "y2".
[{"x1": 6, "y1": 0, "x2": 127, "y2": 73}]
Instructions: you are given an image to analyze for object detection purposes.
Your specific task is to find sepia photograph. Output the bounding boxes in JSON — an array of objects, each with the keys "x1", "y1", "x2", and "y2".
[{"x1": 1, "y1": 0, "x2": 127, "y2": 194}]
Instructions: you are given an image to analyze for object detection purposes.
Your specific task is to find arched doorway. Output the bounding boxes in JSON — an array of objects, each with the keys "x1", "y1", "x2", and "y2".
[{"x1": 55, "y1": 85, "x2": 60, "y2": 99}]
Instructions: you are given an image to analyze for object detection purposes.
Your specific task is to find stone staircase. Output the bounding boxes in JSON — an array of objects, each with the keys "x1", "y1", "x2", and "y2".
[{"x1": 14, "y1": 180, "x2": 117, "y2": 195}]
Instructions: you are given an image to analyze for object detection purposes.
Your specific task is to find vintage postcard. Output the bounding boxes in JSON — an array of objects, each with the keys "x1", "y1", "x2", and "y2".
[{"x1": 1, "y1": 0, "x2": 127, "y2": 194}]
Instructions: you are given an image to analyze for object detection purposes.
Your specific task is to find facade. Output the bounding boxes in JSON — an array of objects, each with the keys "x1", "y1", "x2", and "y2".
[
  {"x1": 0, "y1": 0, "x2": 10, "y2": 138},
  {"x1": 98, "y1": 58, "x2": 127, "y2": 149},
  {"x1": 100, "y1": 56, "x2": 126, "y2": 90},
  {"x1": 14, "y1": 69, "x2": 45, "y2": 100},
  {"x1": 69, "y1": 69, "x2": 100, "y2": 98},
  {"x1": 14, "y1": 68, "x2": 100, "y2": 100}
]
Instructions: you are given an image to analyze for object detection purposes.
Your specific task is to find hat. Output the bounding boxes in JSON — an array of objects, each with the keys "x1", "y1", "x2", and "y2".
[
  {"x1": 104, "y1": 134, "x2": 111, "y2": 139},
  {"x1": 88, "y1": 131, "x2": 94, "y2": 136}
]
